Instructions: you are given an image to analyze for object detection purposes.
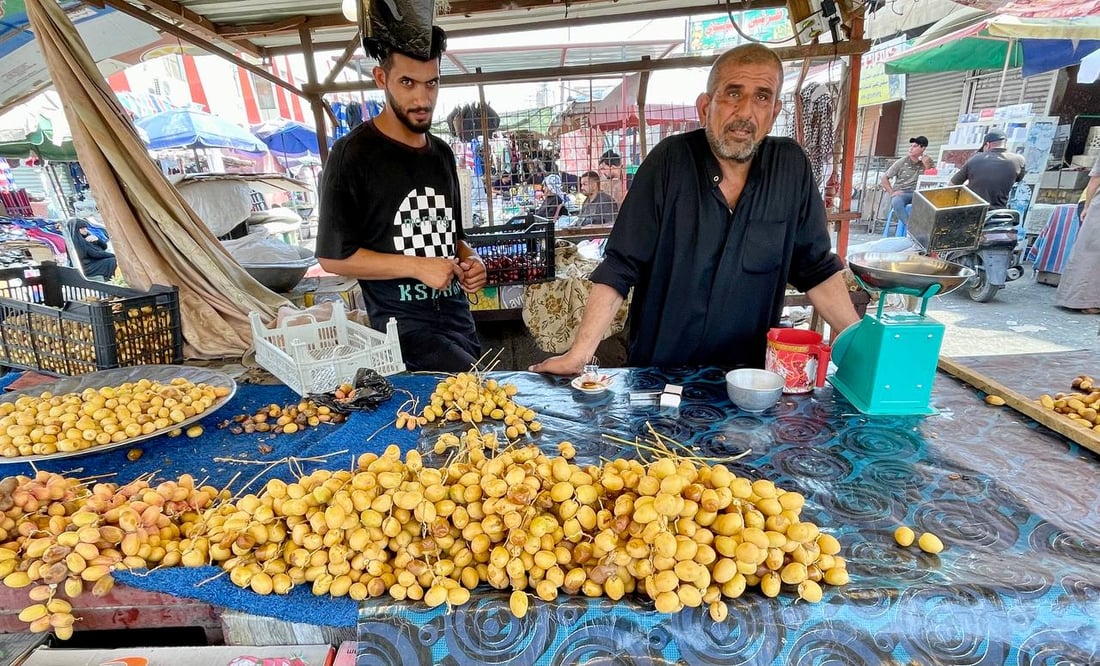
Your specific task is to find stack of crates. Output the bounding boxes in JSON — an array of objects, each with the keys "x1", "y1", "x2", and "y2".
[{"x1": 0, "y1": 263, "x2": 182, "y2": 376}]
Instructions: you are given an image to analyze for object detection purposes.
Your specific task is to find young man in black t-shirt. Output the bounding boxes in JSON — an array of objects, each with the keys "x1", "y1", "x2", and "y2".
[{"x1": 316, "y1": 28, "x2": 487, "y2": 372}]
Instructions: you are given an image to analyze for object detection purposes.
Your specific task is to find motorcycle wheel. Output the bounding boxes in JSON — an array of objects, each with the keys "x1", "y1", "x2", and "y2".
[{"x1": 968, "y1": 270, "x2": 1001, "y2": 302}]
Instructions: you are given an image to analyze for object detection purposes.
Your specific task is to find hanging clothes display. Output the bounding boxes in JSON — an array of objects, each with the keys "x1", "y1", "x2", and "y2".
[
  {"x1": 331, "y1": 102, "x2": 350, "y2": 140},
  {"x1": 798, "y1": 82, "x2": 838, "y2": 188},
  {"x1": 347, "y1": 101, "x2": 363, "y2": 130}
]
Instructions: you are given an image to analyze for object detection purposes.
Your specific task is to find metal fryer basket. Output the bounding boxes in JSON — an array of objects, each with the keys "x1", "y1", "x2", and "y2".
[{"x1": 907, "y1": 185, "x2": 988, "y2": 252}]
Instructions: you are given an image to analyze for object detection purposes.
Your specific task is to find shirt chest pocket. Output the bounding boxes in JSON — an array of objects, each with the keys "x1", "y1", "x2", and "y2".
[{"x1": 741, "y1": 218, "x2": 787, "y2": 274}]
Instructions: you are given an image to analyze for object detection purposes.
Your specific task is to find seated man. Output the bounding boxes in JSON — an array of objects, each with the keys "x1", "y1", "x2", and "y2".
[
  {"x1": 67, "y1": 218, "x2": 116, "y2": 280},
  {"x1": 880, "y1": 136, "x2": 927, "y2": 226},
  {"x1": 578, "y1": 170, "x2": 618, "y2": 225}
]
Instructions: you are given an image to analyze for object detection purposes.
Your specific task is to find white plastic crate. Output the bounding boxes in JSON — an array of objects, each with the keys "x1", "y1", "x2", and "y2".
[{"x1": 249, "y1": 301, "x2": 405, "y2": 396}]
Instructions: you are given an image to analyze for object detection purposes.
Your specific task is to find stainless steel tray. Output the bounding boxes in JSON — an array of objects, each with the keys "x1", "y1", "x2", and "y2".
[{"x1": 0, "y1": 365, "x2": 237, "y2": 464}]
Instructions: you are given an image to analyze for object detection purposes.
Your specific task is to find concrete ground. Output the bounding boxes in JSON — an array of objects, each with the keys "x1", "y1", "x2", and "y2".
[
  {"x1": 846, "y1": 230, "x2": 1100, "y2": 358},
  {"x1": 297, "y1": 222, "x2": 1099, "y2": 370}
]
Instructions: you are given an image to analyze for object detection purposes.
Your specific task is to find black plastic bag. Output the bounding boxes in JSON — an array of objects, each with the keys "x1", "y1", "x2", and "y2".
[
  {"x1": 363, "y1": 0, "x2": 436, "y2": 61},
  {"x1": 309, "y1": 368, "x2": 395, "y2": 414}
]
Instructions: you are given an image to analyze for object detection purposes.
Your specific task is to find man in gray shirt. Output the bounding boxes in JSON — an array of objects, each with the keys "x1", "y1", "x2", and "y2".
[
  {"x1": 949, "y1": 130, "x2": 1025, "y2": 208},
  {"x1": 880, "y1": 136, "x2": 927, "y2": 227},
  {"x1": 578, "y1": 170, "x2": 618, "y2": 226}
]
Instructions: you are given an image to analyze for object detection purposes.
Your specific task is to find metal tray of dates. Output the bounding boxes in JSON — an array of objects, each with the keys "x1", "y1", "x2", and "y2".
[{"x1": 0, "y1": 365, "x2": 237, "y2": 464}]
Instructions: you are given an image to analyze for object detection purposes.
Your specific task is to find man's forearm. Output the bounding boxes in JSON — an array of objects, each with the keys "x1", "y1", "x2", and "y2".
[
  {"x1": 806, "y1": 272, "x2": 861, "y2": 335},
  {"x1": 318, "y1": 249, "x2": 423, "y2": 282},
  {"x1": 880, "y1": 175, "x2": 893, "y2": 195},
  {"x1": 1085, "y1": 176, "x2": 1100, "y2": 213},
  {"x1": 568, "y1": 283, "x2": 625, "y2": 361}
]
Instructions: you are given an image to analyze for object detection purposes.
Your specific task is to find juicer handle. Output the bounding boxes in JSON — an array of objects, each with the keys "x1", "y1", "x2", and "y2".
[{"x1": 814, "y1": 344, "x2": 831, "y2": 387}]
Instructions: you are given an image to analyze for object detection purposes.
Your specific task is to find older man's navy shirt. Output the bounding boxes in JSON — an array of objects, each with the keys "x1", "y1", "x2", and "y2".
[{"x1": 589, "y1": 129, "x2": 843, "y2": 369}]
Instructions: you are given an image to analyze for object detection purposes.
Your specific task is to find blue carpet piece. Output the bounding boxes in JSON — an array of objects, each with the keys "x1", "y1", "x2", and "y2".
[
  {"x1": 113, "y1": 565, "x2": 360, "y2": 627},
  {"x1": 1, "y1": 370, "x2": 443, "y2": 626}
]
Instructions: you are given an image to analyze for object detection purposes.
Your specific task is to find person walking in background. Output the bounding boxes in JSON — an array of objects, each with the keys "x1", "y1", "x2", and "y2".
[
  {"x1": 1056, "y1": 159, "x2": 1100, "y2": 314},
  {"x1": 949, "y1": 131, "x2": 1024, "y2": 208},
  {"x1": 578, "y1": 170, "x2": 618, "y2": 226},
  {"x1": 880, "y1": 136, "x2": 927, "y2": 226}
]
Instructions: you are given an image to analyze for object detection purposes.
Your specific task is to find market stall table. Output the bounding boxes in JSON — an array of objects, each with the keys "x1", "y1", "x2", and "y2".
[{"x1": 0, "y1": 359, "x2": 1097, "y2": 663}]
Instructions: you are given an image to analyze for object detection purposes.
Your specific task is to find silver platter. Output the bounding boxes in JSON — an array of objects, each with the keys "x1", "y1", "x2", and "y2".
[
  {"x1": 0, "y1": 365, "x2": 237, "y2": 464},
  {"x1": 848, "y1": 252, "x2": 975, "y2": 296}
]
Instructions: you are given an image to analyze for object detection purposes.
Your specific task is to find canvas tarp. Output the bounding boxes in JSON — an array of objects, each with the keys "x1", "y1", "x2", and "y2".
[{"x1": 24, "y1": 0, "x2": 289, "y2": 359}]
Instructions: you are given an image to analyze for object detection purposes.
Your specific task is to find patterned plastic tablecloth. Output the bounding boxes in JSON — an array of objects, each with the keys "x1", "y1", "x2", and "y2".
[{"x1": 355, "y1": 365, "x2": 1100, "y2": 666}]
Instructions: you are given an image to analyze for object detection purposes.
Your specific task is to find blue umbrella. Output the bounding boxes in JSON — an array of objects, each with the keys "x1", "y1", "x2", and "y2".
[
  {"x1": 254, "y1": 121, "x2": 331, "y2": 159},
  {"x1": 135, "y1": 109, "x2": 268, "y2": 153}
]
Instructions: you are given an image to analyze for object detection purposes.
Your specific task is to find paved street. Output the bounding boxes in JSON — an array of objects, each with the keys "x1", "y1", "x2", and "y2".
[{"x1": 844, "y1": 231, "x2": 1099, "y2": 358}]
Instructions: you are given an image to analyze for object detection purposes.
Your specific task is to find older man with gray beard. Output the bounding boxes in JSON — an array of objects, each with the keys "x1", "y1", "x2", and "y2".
[{"x1": 531, "y1": 43, "x2": 858, "y2": 374}]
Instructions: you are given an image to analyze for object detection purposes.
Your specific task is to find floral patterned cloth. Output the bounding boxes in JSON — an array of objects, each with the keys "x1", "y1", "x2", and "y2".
[{"x1": 522, "y1": 242, "x2": 631, "y2": 353}]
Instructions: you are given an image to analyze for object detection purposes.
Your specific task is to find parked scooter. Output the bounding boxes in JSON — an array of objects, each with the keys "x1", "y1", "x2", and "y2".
[{"x1": 940, "y1": 208, "x2": 1023, "y2": 302}]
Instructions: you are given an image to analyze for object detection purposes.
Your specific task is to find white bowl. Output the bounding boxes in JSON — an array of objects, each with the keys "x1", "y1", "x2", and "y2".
[{"x1": 725, "y1": 368, "x2": 784, "y2": 413}]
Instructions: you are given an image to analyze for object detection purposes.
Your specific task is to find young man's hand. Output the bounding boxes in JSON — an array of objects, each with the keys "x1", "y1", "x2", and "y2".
[
  {"x1": 419, "y1": 258, "x2": 463, "y2": 290},
  {"x1": 458, "y1": 256, "x2": 487, "y2": 293}
]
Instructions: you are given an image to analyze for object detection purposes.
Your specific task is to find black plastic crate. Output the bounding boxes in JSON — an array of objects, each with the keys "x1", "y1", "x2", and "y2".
[
  {"x1": 0, "y1": 263, "x2": 183, "y2": 376},
  {"x1": 466, "y1": 217, "x2": 555, "y2": 287}
]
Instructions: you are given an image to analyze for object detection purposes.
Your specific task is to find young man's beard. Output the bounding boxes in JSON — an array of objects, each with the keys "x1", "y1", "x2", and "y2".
[{"x1": 386, "y1": 89, "x2": 433, "y2": 134}]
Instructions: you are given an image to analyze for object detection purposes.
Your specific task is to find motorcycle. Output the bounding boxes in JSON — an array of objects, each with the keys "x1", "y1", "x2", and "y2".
[{"x1": 939, "y1": 208, "x2": 1024, "y2": 303}]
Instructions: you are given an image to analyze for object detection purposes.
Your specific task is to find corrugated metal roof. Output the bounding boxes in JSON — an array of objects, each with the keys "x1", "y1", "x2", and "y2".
[{"x1": 137, "y1": 0, "x2": 728, "y2": 52}]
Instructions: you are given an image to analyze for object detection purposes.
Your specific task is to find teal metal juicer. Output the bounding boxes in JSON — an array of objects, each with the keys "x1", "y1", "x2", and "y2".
[{"x1": 829, "y1": 253, "x2": 976, "y2": 416}]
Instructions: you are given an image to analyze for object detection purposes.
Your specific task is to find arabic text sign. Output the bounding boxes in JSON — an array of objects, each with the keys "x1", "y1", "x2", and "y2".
[
  {"x1": 859, "y1": 38, "x2": 910, "y2": 107},
  {"x1": 687, "y1": 10, "x2": 794, "y2": 53}
]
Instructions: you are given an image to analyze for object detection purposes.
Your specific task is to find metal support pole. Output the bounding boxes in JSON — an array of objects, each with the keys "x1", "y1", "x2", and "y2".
[
  {"x1": 838, "y1": 15, "x2": 864, "y2": 260},
  {"x1": 300, "y1": 25, "x2": 330, "y2": 164},
  {"x1": 996, "y1": 38, "x2": 1013, "y2": 108},
  {"x1": 476, "y1": 68, "x2": 495, "y2": 227},
  {"x1": 637, "y1": 56, "x2": 651, "y2": 160}
]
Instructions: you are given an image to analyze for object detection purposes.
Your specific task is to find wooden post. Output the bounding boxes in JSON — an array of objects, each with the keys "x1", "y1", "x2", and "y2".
[
  {"x1": 837, "y1": 15, "x2": 864, "y2": 259},
  {"x1": 637, "y1": 56, "x2": 651, "y2": 160},
  {"x1": 476, "y1": 68, "x2": 495, "y2": 227},
  {"x1": 300, "y1": 25, "x2": 330, "y2": 164}
]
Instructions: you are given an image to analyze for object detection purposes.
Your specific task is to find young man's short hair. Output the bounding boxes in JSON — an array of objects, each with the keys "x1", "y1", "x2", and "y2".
[
  {"x1": 581, "y1": 170, "x2": 601, "y2": 183},
  {"x1": 598, "y1": 150, "x2": 621, "y2": 167}
]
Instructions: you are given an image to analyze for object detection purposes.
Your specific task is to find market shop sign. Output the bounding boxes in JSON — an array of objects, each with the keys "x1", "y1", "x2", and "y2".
[{"x1": 858, "y1": 37, "x2": 911, "y2": 108}]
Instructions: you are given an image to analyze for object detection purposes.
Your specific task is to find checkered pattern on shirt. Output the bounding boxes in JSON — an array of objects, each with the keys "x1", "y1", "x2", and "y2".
[{"x1": 392, "y1": 186, "x2": 456, "y2": 257}]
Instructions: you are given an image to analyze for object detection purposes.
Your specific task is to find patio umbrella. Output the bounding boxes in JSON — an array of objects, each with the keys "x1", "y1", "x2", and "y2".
[
  {"x1": 23, "y1": 0, "x2": 288, "y2": 358},
  {"x1": 253, "y1": 121, "x2": 331, "y2": 161},
  {"x1": 885, "y1": 16, "x2": 1100, "y2": 79},
  {"x1": 136, "y1": 109, "x2": 269, "y2": 153},
  {"x1": 0, "y1": 90, "x2": 76, "y2": 160}
]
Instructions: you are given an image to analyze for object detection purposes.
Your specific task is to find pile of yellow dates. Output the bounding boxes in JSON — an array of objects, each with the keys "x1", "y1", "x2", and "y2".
[
  {"x1": 1, "y1": 440, "x2": 849, "y2": 637},
  {"x1": 0, "y1": 378, "x2": 230, "y2": 458},
  {"x1": 1038, "y1": 374, "x2": 1100, "y2": 431}
]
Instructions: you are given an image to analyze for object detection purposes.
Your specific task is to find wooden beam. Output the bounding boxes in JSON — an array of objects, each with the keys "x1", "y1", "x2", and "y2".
[
  {"x1": 837, "y1": 15, "x2": 864, "y2": 260},
  {"x1": 250, "y1": 0, "x2": 785, "y2": 46},
  {"x1": 309, "y1": 40, "x2": 873, "y2": 94},
  {"x1": 102, "y1": 0, "x2": 303, "y2": 98},
  {"x1": 300, "y1": 25, "x2": 331, "y2": 164},
  {"x1": 938, "y1": 357, "x2": 1100, "y2": 457},
  {"x1": 220, "y1": 13, "x2": 352, "y2": 38},
  {"x1": 323, "y1": 32, "x2": 363, "y2": 88},
  {"x1": 219, "y1": 16, "x2": 306, "y2": 38},
  {"x1": 637, "y1": 57, "x2": 650, "y2": 160},
  {"x1": 117, "y1": 0, "x2": 264, "y2": 57},
  {"x1": 476, "y1": 69, "x2": 495, "y2": 227}
]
